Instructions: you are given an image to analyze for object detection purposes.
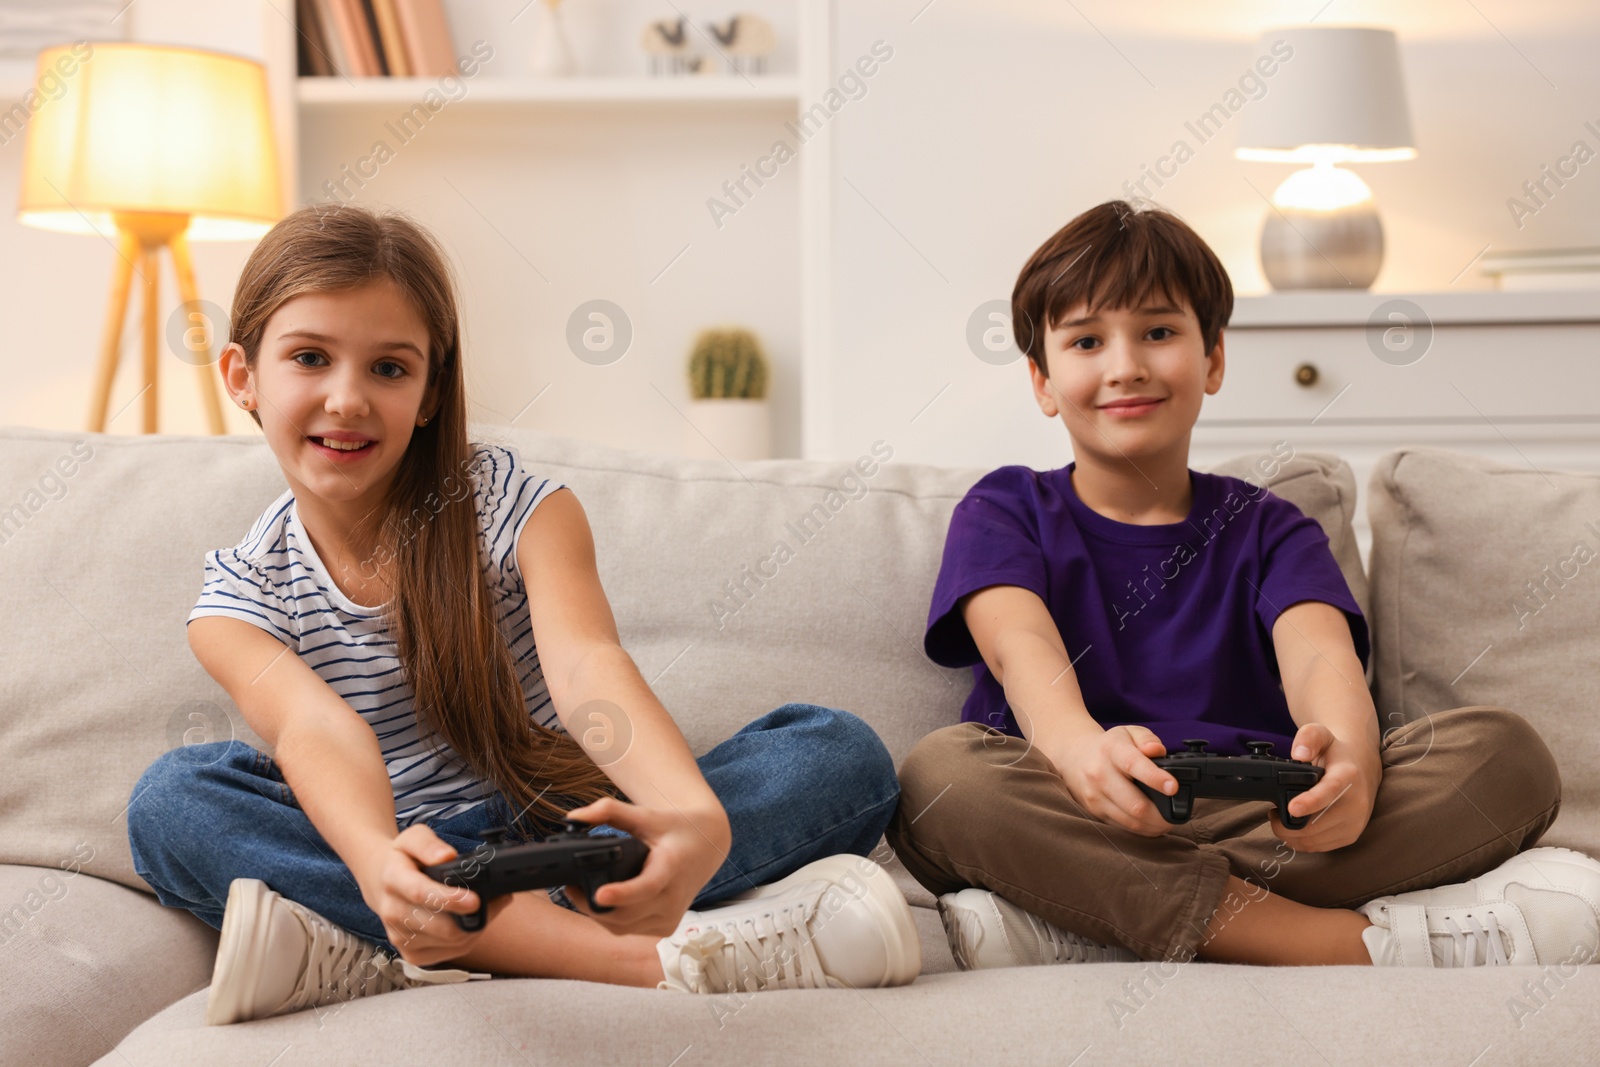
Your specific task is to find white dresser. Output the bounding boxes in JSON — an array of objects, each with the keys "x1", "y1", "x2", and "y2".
[{"x1": 1194, "y1": 290, "x2": 1600, "y2": 566}]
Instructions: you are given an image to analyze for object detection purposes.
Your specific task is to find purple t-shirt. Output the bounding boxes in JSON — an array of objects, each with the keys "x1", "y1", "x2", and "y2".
[{"x1": 924, "y1": 463, "x2": 1370, "y2": 756}]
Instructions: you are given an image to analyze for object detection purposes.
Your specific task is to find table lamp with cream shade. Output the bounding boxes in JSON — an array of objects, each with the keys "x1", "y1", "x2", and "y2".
[
  {"x1": 1234, "y1": 26, "x2": 1416, "y2": 290},
  {"x1": 17, "y1": 43, "x2": 284, "y2": 434}
]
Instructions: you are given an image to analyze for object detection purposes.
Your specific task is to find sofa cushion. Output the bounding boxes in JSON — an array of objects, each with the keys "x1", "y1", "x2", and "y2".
[
  {"x1": 1368, "y1": 448, "x2": 1600, "y2": 857},
  {"x1": 0, "y1": 863, "x2": 216, "y2": 1067},
  {"x1": 0, "y1": 424, "x2": 1364, "y2": 893},
  {"x1": 1213, "y1": 447, "x2": 1371, "y2": 629},
  {"x1": 101, "y1": 956, "x2": 1598, "y2": 1066}
]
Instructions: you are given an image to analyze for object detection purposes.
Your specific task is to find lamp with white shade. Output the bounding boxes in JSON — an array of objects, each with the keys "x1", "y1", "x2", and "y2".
[
  {"x1": 16, "y1": 43, "x2": 284, "y2": 434},
  {"x1": 1234, "y1": 26, "x2": 1416, "y2": 290}
]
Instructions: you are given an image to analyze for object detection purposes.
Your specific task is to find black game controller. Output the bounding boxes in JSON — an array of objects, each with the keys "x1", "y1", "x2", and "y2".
[
  {"x1": 422, "y1": 820, "x2": 649, "y2": 932},
  {"x1": 1135, "y1": 739, "x2": 1326, "y2": 831}
]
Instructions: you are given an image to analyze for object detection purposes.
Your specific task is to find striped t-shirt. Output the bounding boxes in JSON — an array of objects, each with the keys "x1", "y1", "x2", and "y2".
[{"x1": 187, "y1": 442, "x2": 567, "y2": 826}]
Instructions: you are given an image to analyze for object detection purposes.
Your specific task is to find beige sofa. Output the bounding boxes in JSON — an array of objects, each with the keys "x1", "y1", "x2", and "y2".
[{"x1": 1, "y1": 423, "x2": 1596, "y2": 1066}]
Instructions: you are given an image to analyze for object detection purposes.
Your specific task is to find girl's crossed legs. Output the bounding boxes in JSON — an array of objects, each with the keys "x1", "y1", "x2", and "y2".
[{"x1": 128, "y1": 703, "x2": 899, "y2": 983}]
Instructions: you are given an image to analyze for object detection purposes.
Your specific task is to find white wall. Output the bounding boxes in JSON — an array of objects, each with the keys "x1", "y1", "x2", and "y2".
[
  {"x1": 0, "y1": 0, "x2": 804, "y2": 454},
  {"x1": 824, "y1": 0, "x2": 1600, "y2": 466},
  {"x1": 2, "y1": 0, "x2": 1598, "y2": 470},
  {"x1": 311, "y1": 0, "x2": 806, "y2": 457},
  {"x1": 0, "y1": 1, "x2": 266, "y2": 438}
]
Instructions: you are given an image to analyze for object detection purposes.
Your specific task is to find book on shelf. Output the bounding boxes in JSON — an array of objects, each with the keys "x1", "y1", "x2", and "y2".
[
  {"x1": 355, "y1": 0, "x2": 388, "y2": 74},
  {"x1": 295, "y1": 0, "x2": 332, "y2": 75},
  {"x1": 298, "y1": 0, "x2": 457, "y2": 78},
  {"x1": 394, "y1": 0, "x2": 460, "y2": 76},
  {"x1": 372, "y1": 0, "x2": 410, "y2": 76},
  {"x1": 338, "y1": 0, "x2": 380, "y2": 75}
]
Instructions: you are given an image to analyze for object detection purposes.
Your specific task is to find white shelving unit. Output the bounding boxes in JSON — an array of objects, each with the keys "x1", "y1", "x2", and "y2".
[
  {"x1": 258, "y1": 2, "x2": 835, "y2": 460},
  {"x1": 296, "y1": 75, "x2": 804, "y2": 104},
  {"x1": 1195, "y1": 288, "x2": 1600, "y2": 565},
  {"x1": 1229, "y1": 289, "x2": 1600, "y2": 328}
]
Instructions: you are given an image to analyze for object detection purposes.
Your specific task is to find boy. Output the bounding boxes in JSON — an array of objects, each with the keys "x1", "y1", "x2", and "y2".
[{"x1": 887, "y1": 200, "x2": 1600, "y2": 969}]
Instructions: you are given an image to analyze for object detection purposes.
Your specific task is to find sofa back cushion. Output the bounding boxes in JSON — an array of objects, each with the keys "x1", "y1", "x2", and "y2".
[
  {"x1": 1367, "y1": 448, "x2": 1600, "y2": 857},
  {"x1": 0, "y1": 424, "x2": 1363, "y2": 891}
]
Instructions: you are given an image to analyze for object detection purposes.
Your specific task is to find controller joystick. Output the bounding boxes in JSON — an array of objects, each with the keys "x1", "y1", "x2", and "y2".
[{"x1": 1245, "y1": 741, "x2": 1276, "y2": 758}]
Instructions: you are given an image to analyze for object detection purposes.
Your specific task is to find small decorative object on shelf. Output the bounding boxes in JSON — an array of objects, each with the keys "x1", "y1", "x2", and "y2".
[
  {"x1": 641, "y1": 16, "x2": 696, "y2": 76},
  {"x1": 686, "y1": 327, "x2": 771, "y2": 460},
  {"x1": 707, "y1": 14, "x2": 776, "y2": 75},
  {"x1": 529, "y1": 0, "x2": 577, "y2": 77}
]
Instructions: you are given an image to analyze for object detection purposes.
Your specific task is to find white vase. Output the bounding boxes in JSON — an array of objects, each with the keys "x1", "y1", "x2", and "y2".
[
  {"x1": 529, "y1": 1, "x2": 576, "y2": 77},
  {"x1": 683, "y1": 398, "x2": 771, "y2": 461}
]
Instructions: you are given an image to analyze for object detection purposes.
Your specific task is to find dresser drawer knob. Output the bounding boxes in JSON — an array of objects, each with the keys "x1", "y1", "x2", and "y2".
[{"x1": 1294, "y1": 362, "x2": 1319, "y2": 387}]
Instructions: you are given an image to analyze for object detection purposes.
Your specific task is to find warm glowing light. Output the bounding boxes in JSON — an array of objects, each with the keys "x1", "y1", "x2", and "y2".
[
  {"x1": 1270, "y1": 161, "x2": 1374, "y2": 212},
  {"x1": 17, "y1": 44, "x2": 283, "y2": 241}
]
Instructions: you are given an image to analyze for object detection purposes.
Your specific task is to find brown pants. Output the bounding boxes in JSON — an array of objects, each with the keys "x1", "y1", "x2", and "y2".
[{"x1": 886, "y1": 706, "x2": 1562, "y2": 962}]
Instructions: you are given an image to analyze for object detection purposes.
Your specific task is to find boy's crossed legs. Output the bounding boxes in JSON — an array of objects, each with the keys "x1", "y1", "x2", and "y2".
[{"x1": 888, "y1": 705, "x2": 1576, "y2": 966}]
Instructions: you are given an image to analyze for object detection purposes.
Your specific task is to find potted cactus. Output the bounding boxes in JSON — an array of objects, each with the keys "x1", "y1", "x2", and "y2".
[{"x1": 685, "y1": 327, "x2": 771, "y2": 460}]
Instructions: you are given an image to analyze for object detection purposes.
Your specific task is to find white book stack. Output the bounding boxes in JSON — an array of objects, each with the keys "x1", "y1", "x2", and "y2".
[{"x1": 1481, "y1": 248, "x2": 1600, "y2": 290}]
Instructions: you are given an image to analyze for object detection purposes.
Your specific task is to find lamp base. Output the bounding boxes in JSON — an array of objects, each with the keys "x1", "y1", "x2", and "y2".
[
  {"x1": 88, "y1": 213, "x2": 227, "y2": 435},
  {"x1": 1260, "y1": 204, "x2": 1384, "y2": 290}
]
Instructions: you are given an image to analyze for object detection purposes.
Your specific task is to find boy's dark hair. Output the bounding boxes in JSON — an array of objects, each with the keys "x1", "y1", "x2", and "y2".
[{"x1": 1011, "y1": 199, "x2": 1233, "y2": 371}]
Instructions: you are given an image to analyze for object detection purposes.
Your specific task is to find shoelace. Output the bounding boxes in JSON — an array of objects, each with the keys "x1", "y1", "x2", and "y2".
[
  {"x1": 1439, "y1": 912, "x2": 1510, "y2": 968},
  {"x1": 285, "y1": 915, "x2": 402, "y2": 1012},
  {"x1": 1030, "y1": 912, "x2": 1112, "y2": 963},
  {"x1": 675, "y1": 898, "x2": 834, "y2": 993}
]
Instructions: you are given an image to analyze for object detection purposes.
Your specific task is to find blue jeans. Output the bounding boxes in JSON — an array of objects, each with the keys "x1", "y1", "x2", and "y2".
[{"x1": 127, "y1": 703, "x2": 898, "y2": 955}]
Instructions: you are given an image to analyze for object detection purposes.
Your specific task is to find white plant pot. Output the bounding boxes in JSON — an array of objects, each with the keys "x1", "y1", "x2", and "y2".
[{"x1": 683, "y1": 398, "x2": 771, "y2": 461}]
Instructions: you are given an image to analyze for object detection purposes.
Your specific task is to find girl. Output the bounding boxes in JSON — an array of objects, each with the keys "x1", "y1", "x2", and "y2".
[{"x1": 128, "y1": 204, "x2": 920, "y2": 1025}]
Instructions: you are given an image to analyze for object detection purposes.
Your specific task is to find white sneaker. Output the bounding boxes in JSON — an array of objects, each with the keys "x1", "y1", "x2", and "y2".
[
  {"x1": 1360, "y1": 847, "x2": 1600, "y2": 968},
  {"x1": 205, "y1": 878, "x2": 489, "y2": 1025},
  {"x1": 937, "y1": 888, "x2": 1138, "y2": 969},
  {"x1": 656, "y1": 855, "x2": 921, "y2": 993}
]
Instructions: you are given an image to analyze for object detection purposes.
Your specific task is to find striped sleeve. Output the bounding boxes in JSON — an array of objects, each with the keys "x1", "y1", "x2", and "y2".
[
  {"x1": 473, "y1": 444, "x2": 566, "y2": 591},
  {"x1": 187, "y1": 547, "x2": 296, "y2": 644}
]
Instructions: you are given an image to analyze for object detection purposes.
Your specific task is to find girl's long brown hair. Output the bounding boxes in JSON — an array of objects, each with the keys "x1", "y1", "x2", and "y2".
[{"x1": 231, "y1": 203, "x2": 614, "y2": 835}]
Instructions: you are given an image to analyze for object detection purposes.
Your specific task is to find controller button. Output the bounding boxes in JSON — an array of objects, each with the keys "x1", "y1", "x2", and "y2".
[{"x1": 1281, "y1": 772, "x2": 1320, "y2": 785}]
